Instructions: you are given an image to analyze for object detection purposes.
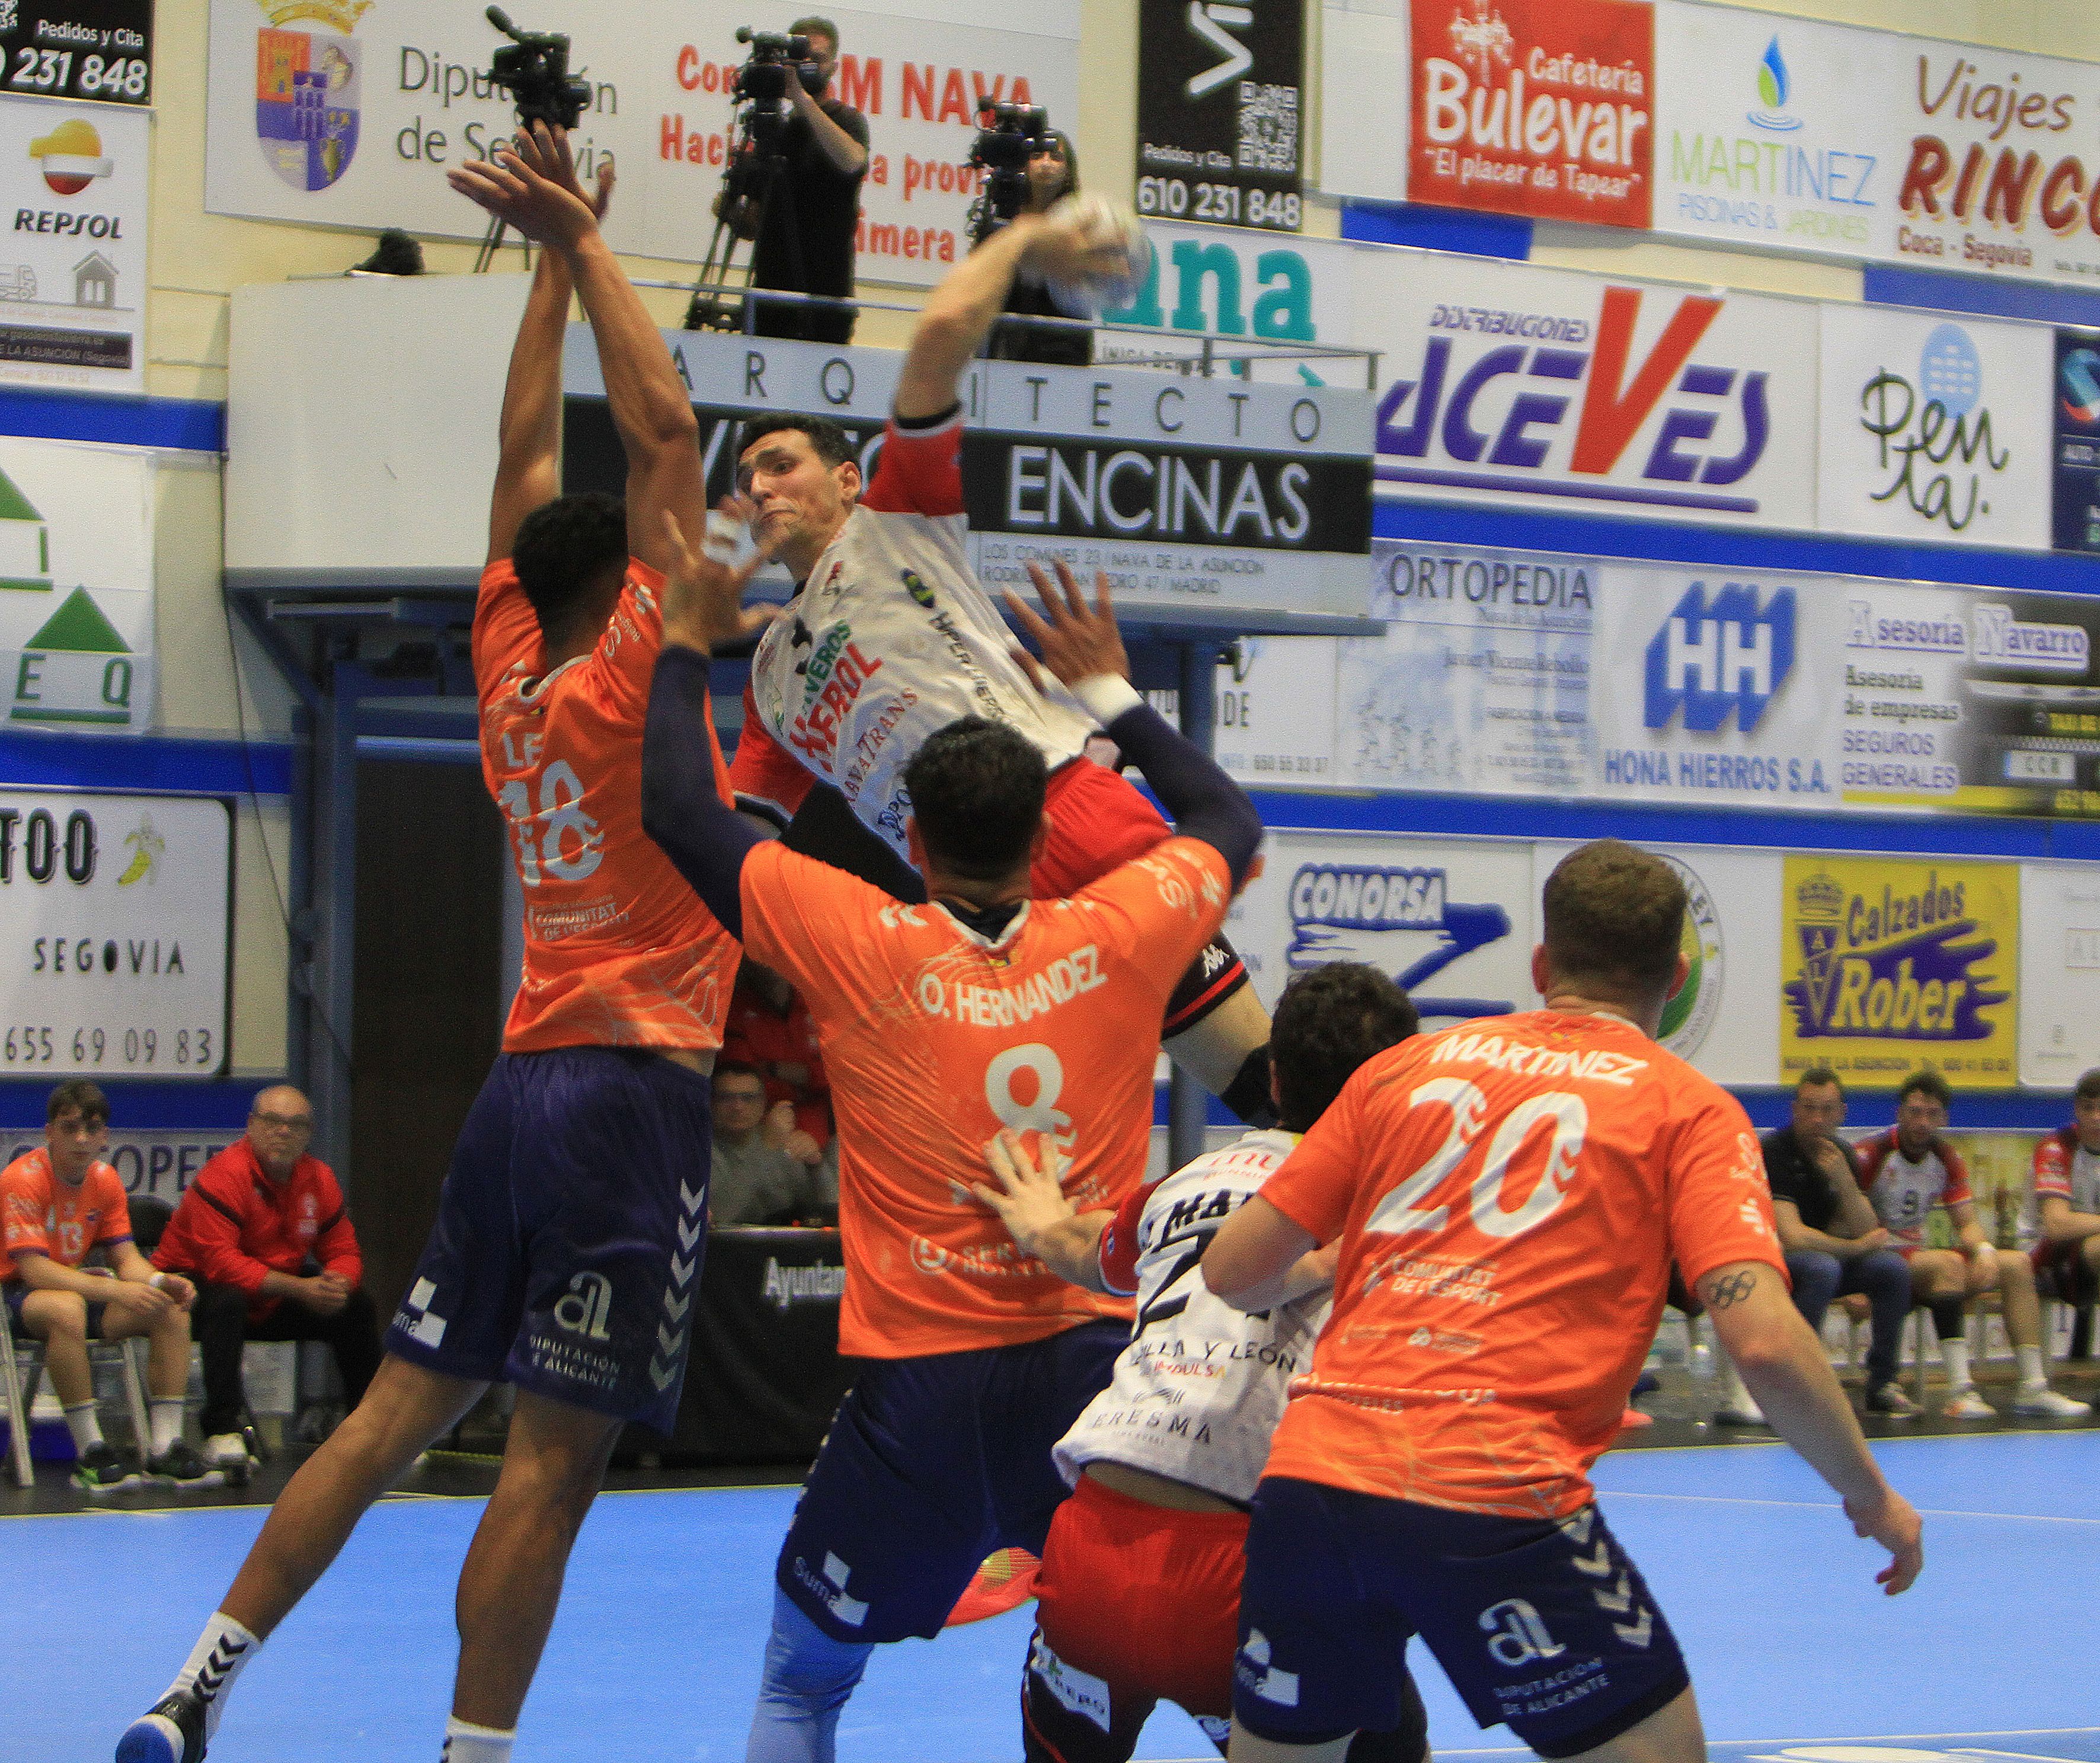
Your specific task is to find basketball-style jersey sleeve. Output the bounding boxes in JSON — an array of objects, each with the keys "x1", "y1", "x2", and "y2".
[
  {"x1": 2035, "y1": 1132, "x2": 2073, "y2": 1200},
  {"x1": 1067, "y1": 837, "x2": 1232, "y2": 1002},
  {"x1": 1098, "y1": 1179, "x2": 1162, "y2": 1296},
  {"x1": 1257, "y1": 1073, "x2": 1366, "y2": 1247},
  {"x1": 861, "y1": 411, "x2": 966, "y2": 518},
  {"x1": 729, "y1": 682, "x2": 816, "y2": 824},
  {"x1": 738, "y1": 841, "x2": 894, "y2": 1004},
  {"x1": 1661, "y1": 1098, "x2": 1786, "y2": 1289},
  {"x1": 87, "y1": 1165, "x2": 132, "y2": 1249}
]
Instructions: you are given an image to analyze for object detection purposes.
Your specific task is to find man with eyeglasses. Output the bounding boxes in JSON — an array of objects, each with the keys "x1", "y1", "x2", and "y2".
[{"x1": 152, "y1": 1085, "x2": 381, "y2": 1478}]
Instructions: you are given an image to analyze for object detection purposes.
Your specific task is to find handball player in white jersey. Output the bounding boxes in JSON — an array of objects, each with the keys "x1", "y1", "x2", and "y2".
[{"x1": 973, "y1": 964, "x2": 1424, "y2": 1763}]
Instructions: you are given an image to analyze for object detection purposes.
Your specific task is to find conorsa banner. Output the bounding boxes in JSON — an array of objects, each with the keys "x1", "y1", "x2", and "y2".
[{"x1": 1409, "y1": 0, "x2": 1652, "y2": 228}]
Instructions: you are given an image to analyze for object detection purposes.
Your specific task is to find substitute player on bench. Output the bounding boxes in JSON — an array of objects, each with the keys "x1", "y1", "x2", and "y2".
[
  {"x1": 723, "y1": 197, "x2": 1275, "y2": 1122},
  {"x1": 1204, "y1": 839, "x2": 1923, "y2": 1763},
  {"x1": 972, "y1": 964, "x2": 1422, "y2": 1763},
  {"x1": 641, "y1": 520, "x2": 1261, "y2": 1763},
  {"x1": 120, "y1": 128, "x2": 742, "y2": 1763}
]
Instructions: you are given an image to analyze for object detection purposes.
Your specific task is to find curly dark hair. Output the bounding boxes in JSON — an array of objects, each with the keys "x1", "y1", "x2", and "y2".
[
  {"x1": 1270, "y1": 963, "x2": 1418, "y2": 1133},
  {"x1": 512, "y1": 492, "x2": 627, "y2": 646},
  {"x1": 1898, "y1": 1068, "x2": 1954, "y2": 1110},
  {"x1": 901, "y1": 717, "x2": 1046, "y2": 882}
]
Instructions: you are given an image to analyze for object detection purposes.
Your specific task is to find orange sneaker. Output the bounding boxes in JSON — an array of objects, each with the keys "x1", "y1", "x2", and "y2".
[{"x1": 942, "y1": 1547, "x2": 1042, "y2": 1626}]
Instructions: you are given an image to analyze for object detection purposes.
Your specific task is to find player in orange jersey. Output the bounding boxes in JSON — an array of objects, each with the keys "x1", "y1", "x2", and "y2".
[
  {"x1": 1203, "y1": 840, "x2": 1923, "y2": 1763},
  {"x1": 641, "y1": 521, "x2": 1262, "y2": 1763},
  {"x1": 121, "y1": 128, "x2": 745, "y2": 1763}
]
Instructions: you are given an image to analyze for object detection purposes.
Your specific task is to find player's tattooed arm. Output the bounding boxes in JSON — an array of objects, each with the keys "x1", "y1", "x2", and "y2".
[
  {"x1": 971, "y1": 1130, "x2": 1113, "y2": 1292},
  {"x1": 1699, "y1": 1266, "x2": 1760, "y2": 1310}
]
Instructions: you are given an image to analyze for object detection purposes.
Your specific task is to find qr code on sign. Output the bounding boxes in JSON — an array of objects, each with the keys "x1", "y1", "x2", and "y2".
[{"x1": 1237, "y1": 81, "x2": 1299, "y2": 174}]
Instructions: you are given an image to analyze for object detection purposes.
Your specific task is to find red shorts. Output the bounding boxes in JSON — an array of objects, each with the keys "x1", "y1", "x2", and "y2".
[
  {"x1": 1026, "y1": 1471, "x2": 1248, "y2": 1756},
  {"x1": 1031, "y1": 762, "x2": 1248, "y2": 1038}
]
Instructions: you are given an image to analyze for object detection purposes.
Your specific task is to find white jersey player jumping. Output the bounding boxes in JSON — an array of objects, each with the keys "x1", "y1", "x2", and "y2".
[{"x1": 973, "y1": 963, "x2": 1425, "y2": 1763}]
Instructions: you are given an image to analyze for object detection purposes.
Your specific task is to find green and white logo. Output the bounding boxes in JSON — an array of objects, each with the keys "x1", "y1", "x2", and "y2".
[{"x1": 1657, "y1": 854, "x2": 1724, "y2": 1058}]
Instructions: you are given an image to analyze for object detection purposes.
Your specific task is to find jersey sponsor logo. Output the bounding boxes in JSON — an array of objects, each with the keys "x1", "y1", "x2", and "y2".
[
  {"x1": 1235, "y1": 1630, "x2": 1300, "y2": 1707},
  {"x1": 784, "y1": 623, "x2": 886, "y2": 764},
  {"x1": 393, "y1": 1275, "x2": 447, "y2": 1349},
  {"x1": 791, "y1": 1550, "x2": 869, "y2": 1628},
  {"x1": 552, "y1": 1270, "x2": 615, "y2": 1342},
  {"x1": 1028, "y1": 1636, "x2": 1113, "y2": 1733},
  {"x1": 1785, "y1": 866, "x2": 2005, "y2": 1042},
  {"x1": 1480, "y1": 1598, "x2": 1565, "y2": 1669},
  {"x1": 1286, "y1": 863, "x2": 1513, "y2": 1021},
  {"x1": 1642, "y1": 582, "x2": 1795, "y2": 734},
  {"x1": 900, "y1": 568, "x2": 936, "y2": 609}
]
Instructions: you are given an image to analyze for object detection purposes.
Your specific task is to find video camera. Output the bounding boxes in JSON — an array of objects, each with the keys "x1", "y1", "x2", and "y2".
[
  {"x1": 967, "y1": 99, "x2": 1055, "y2": 244},
  {"x1": 733, "y1": 26, "x2": 824, "y2": 112},
  {"x1": 485, "y1": 7, "x2": 592, "y2": 131}
]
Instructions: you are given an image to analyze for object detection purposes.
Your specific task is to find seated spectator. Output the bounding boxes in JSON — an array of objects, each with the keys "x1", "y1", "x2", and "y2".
[
  {"x1": 1755, "y1": 1068, "x2": 1919, "y2": 1420},
  {"x1": 153, "y1": 1085, "x2": 381, "y2": 1475},
  {"x1": 709, "y1": 1062, "x2": 837, "y2": 1227},
  {"x1": 2031, "y1": 1065, "x2": 2100, "y2": 1317},
  {"x1": 0, "y1": 1080, "x2": 213, "y2": 1491},
  {"x1": 1858, "y1": 1069, "x2": 2089, "y2": 1420},
  {"x1": 724, "y1": 960, "x2": 832, "y2": 1146}
]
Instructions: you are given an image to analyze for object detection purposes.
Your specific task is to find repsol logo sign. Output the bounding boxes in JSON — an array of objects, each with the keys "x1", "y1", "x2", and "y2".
[{"x1": 970, "y1": 439, "x2": 1370, "y2": 552}]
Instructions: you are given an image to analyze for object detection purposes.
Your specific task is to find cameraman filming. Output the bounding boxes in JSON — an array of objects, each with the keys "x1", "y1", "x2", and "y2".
[{"x1": 744, "y1": 16, "x2": 868, "y2": 343}]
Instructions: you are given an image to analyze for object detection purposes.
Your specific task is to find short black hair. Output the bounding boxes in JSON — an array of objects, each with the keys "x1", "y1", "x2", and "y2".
[
  {"x1": 739, "y1": 412, "x2": 856, "y2": 471},
  {"x1": 1898, "y1": 1068, "x2": 1953, "y2": 1110},
  {"x1": 2077, "y1": 1068, "x2": 2100, "y2": 1104},
  {"x1": 902, "y1": 717, "x2": 1046, "y2": 881},
  {"x1": 1270, "y1": 964, "x2": 1418, "y2": 1134},
  {"x1": 1797, "y1": 1066, "x2": 1845, "y2": 1097},
  {"x1": 47, "y1": 1079, "x2": 108, "y2": 1127},
  {"x1": 512, "y1": 493, "x2": 627, "y2": 644}
]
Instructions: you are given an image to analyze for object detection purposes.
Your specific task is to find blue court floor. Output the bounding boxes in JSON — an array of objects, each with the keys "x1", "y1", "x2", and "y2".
[{"x1": 17, "y1": 1430, "x2": 2099, "y2": 1762}]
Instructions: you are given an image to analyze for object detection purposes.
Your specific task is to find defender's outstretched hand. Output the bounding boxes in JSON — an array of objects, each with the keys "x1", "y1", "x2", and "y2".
[
  {"x1": 660, "y1": 500, "x2": 773, "y2": 654},
  {"x1": 447, "y1": 122, "x2": 599, "y2": 250},
  {"x1": 1005, "y1": 559, "x2": 1129, "y2": 697}
]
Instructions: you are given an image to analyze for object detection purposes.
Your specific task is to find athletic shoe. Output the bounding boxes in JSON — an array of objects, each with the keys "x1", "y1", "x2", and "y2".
[
  {"x1": 116, "y1": 1688, "x2": 206, "y2": 1763},
  {"x1": 72, "y1": 1441, "x2": 136, "y2": 1493},
  {"x1": 201, "y1": 1434, "x2": 253, "y2": 1485},
  {"x1": 1711, "y1": 1397, "x2": 1766, "y2": 1426},
  {"x1": 146, "y1": 1441, "x2": 222, "y2": 1489},
  {"x1": 1615, "y1": 1407, "x2": 1654, "y2": 1435},
  {"x1": 1864, "y1": 1382, "x2": 1922, "y2": 1417},
  {"x1": 942, "y1": 1548, "x2": 1040, "y2": 1626},
  {"x1": 1942, "y1": 1385, "x2": 1996, "y2": 1419},
  {"x1": 2010, "y1": 1385, "x2": 2092, "y2": 1418}
]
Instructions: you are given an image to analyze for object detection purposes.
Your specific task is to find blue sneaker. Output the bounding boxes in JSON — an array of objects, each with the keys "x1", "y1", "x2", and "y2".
[{"x1": 116, "y1": 1689, "x2": 205, "y2": 1763}]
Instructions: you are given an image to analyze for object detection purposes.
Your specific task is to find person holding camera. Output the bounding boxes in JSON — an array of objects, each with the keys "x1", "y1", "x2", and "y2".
[
  {"x1": 989, "y1": 132, "x2": 1095, "y2": 367},
  {"x1": 741, "y1": 16, "x2": 868, "y2": 344}
]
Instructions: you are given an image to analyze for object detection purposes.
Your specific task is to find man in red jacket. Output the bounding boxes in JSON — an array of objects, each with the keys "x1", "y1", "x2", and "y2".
[{"x1": 153, "y1": 1085, "x2": 381, "y2": 1476}]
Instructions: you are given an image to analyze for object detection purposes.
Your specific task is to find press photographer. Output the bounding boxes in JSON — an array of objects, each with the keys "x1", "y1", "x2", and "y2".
[{"x1": 727, "y1": 15, "x2": 869, "y2": 343}]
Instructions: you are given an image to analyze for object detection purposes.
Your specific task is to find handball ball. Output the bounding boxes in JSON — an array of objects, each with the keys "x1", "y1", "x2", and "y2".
[{"x1": 1037, "y1": 193, "x2": 1151, "y2": 315}]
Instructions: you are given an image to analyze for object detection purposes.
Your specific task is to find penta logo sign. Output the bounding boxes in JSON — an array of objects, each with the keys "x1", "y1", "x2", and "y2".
[{"x1": 1642, "y1": 582, "x2": 1796, "y2": 733}]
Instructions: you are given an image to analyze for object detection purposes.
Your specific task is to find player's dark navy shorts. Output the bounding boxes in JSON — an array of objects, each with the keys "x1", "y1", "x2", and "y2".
[
  {"x1": 4, "y1": 1280, "x2": 108, "y2": 1337},
  {"x1": 1235, "y1": 1476, "x2": 1690, "y2": 1759},
  {"x1": 385, "y1": 1046, "x2": 713, "y2": 1435},
  {"x1": 777, "y1": 1319, "x2": 1126, "y2": 1643}
]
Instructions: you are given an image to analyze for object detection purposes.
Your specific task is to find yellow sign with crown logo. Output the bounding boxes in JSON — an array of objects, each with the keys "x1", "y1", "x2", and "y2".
[{"x1": 1779, "y1": 855, "x2": 2018, "y2": 1088}]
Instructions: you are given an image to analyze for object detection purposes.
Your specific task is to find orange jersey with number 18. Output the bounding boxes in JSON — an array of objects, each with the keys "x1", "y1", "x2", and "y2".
[
  {"x1": 474, "y1": 557, "x2": 741, "y2": 1054},
  {"x1": 737, "y1": 835, "x2": 1231, "y2": 1359},
  {"x1": 1260, "y1": 1010, "x2": 1785, "y2": 1521}
]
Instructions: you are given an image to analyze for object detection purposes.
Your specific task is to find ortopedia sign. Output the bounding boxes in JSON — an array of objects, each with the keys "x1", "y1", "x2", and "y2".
[
  {"x1": 0, "y1": 791, "x2": 230, "y2": 1081},
  {"x1": 1360, "y1": 251, "x2": 1817, "y2": 529}
]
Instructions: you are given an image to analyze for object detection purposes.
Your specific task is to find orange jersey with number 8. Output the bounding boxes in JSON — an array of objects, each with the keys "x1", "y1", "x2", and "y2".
[
  {"x1": 1260, "y1": 1010, "x2": 1785, "y2": 1520},
  {"x1": 475, "y1": 558, "x2": 740, "y2": 1053},
  {"x1": 738, "y1": 835, "x2": 1231, "y2": 1358}
]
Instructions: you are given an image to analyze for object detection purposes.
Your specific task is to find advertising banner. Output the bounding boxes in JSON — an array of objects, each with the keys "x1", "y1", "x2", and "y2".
[
  {"x1": 1225, "y1": 828, "x2": 1535, "y2": 1032},
  {"x1": 1779, "y1": 855, "x2": 2018, "y2": 1090},
  {"x1": 2019, "y1": 862, "x2": 2100, "y2": 1089},
  {"x1": 1530, "y1": 841, "x2": 1782, "y2": 1086},
  {"x1": 1817, "y1": 305, "x2": 2052, "y2": 551},
  {"x1": 1406, "y1": 0, "x2": 1651, "y2": 229},
  {"x1": 1135, "y1": 0, "x2": 1303, "y2": 234},
  {"x1": 2052, "y1": 326, "x2": 2100, "y2": 553},
  {"x1": 1211, "y1": 637, "x2": 1341, "y2": 788},
  {"x1": 0, "y1": 2, "x2": 151, "y2": 106},
  {"x1": 562, "y1": 333, "x2": 1373, "y2": 625},
  {"x1": 0, "y1": 792, "x2": 231, "y2": 1082},
  {"x1": 0, "y1": 437, "x2": 153, "y2": 730},
  {"x1": 1650, "y1": 2, "x2": 2100, "y2": 290},
  {"x1": 1358, "y1": 251, "x2": 1818, "y2": 529},
  {"x1": 204, "y1": 0, "x2": 1079, "y2": 289},
  {"x1": 0, "y1": 91, "x2": 144, "y2": 390}
]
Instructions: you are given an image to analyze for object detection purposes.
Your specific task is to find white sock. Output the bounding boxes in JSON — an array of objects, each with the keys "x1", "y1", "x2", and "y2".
[
  {"x1": 150, "y1": 1399, "x2": 184, "y2": 1455},
  {"x1": 441, "y1": 1716, "x2": 516, "y2": 1763},
  {"x1": 2016, "y1": 1344, "x2": 2047, "y2": 1388},
  {"x1": 63, "y1": 1400, "x2": 103, "y2": 1452},
  {"x1": 1940, "y1": 1336, "x2": 1973, "y2": 1390},
  {"x1": 167, "y1": 1611, "x2": 262, "y2": 1742}
]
